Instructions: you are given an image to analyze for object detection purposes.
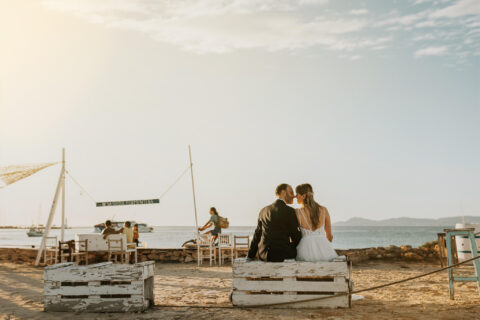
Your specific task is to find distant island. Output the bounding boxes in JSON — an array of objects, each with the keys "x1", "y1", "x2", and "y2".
[{"x1": 333, "y1": 215, "x2": 480, "y2": 227}]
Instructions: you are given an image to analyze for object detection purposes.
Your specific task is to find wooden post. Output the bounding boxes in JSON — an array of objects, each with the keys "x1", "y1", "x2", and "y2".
[
  {"x1": 188, "y1": 145, "x2": 199, "y2": 235},
  {"x1": 445, "y1": 233, "x2": 455, "y2": 299},
  {"x1": 35, "y1": 150, "x2": 65, "y2": 266},
  {"x1": 437, "y1": 233, "x2": 446, "y2": 268},
  {"x1": 61, "y1": 148, "x2": 65, "y2": 242}
]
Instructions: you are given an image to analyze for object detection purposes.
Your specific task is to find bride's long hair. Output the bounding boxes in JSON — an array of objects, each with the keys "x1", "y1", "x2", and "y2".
[{"x1": 296, "y1": 184, "x2": 321, "y2": 228}]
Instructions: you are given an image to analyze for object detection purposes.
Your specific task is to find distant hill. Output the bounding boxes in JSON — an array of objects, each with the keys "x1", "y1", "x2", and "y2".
[{"x1": 333, "y1": 216, "x2": 480, "y2": 227}]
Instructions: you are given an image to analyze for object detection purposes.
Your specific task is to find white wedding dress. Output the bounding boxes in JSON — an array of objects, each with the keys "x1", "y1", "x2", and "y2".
[
  {"x1": 295, "y1": 207, "x2": 338, "y2": 262},
  {"x1": 295, "y1": 207, "x2": 364, "y2": 301}
]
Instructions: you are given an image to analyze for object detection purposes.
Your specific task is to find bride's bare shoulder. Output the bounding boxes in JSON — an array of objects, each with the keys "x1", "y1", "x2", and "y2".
[
  {"x1": 317, "y1": 205, "x2": 330, "y2": 215},
  {"x1": 317, "y1": 204, "x2": 327, "y2": 211}
]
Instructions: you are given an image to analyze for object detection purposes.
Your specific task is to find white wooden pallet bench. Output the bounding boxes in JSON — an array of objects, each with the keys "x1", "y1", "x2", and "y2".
[
  {"x1": 232, "y1": 256, "x2": 352, "y2": 308},
  {"x1": 44, "y1": 261, "x2": 155, "y2": 312}
]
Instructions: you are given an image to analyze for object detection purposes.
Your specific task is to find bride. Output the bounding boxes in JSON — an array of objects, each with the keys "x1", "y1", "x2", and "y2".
[{"x1": 295, "y1": 183, "x2": 338, "y2": 262}]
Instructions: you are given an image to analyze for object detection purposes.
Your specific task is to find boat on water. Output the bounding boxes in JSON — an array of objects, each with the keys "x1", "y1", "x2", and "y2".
[
  {"x1": 94, "y1": 221, "x2": 153, "y2": 233},
  {"x1": 28, "y1": 205, "x2": 45, "y2": 237},
  {"x1": 26, "y1": 226, "x2": 44, "y2": 237}
]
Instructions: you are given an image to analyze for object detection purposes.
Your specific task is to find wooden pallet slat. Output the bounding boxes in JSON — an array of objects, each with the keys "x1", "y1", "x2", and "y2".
[
  {"x1": 233, "y1": 259, "x2": 348, "y2": 278},
  {"x1": 44, "y1": 280, "x2": 144, "y2": 296},
  {"x1": 44, "y1": 262, "x2": 154, "y2": 282},
  {"x1": 44, "y1": 294, "x2": 146, "y2": 312},
  {"x1": 233, "y1": 276, "x2": 348, "y2": 292}
]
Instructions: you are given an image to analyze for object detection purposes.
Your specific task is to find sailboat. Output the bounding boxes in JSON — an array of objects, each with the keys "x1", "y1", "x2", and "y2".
[
  {"x1": 27, "y1": 225, "x2": 44, "y2": 237},
  {"x1": 27, "y1": 205, "x2": 44, "y2": 237}
]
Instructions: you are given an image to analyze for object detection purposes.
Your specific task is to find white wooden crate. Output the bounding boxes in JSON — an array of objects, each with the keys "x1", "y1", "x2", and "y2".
[
  {"x1": 44, "y1": 261, "x2": 155, "y2": 312},
  {"x1": 232, "y1": 257, "x2": 352, "y2": 308}
]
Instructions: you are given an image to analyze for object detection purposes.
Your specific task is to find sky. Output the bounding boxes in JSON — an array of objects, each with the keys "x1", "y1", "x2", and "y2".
[{"x1": 0, "y1": 0, "x2": 479, "y2": 227}]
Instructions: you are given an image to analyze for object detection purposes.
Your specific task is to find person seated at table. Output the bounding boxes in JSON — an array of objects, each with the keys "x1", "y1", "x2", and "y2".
[
  {"x1": 133, "y1": 224, "x2": 140, "y2": 246},
  {"x1": 102, "y1": 220, "x2": 122, "y2": 239},
  {"x1": 122, "y1": 221, "x2": 135, "y2": 248}
]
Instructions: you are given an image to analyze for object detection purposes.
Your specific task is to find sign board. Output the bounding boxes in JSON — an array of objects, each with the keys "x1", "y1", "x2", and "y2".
[{"x1": 96, "y1": 199, "x2": 160, "y2": 207}]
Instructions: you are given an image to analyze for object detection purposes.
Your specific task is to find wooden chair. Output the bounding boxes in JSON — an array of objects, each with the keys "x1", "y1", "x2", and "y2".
[
  {"x1": 218, "y1": 233, "x2": 234, "y2": 266},
  {"x1": 197, "y1": 234, "x2": 216, "y2": 267},
  {"x1": 43, "y1": 236, "x2": 58, "y2": 265},
  {"x1": 437, "y1": 232, "x2": 458, "y2": 267},
  {"x1": 71, "y1": 240, "x2": 89, "y2": 265},
  {"x1": 108, "y1": 238, "x2": 126, "y2": 263},
  {"x1": 107, "y1": 236, "x2": 137, "y2": 264},
  {"x1": 126, "y1": 241, "x2": 138, "y2": 264},
  {"x1": 58, "y1": 240, "x2": 75, "y2": 263},
  {"x1": 233, "y1": 235, "x2": 250, "y2": 258}
]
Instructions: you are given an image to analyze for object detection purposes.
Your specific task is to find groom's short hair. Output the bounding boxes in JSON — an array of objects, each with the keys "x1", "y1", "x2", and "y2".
[{"x1": 275, "y1": 183, "x2": 290, "y2": 196}]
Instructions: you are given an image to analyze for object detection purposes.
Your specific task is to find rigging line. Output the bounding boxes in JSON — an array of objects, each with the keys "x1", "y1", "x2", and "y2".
[
  {"x1": 158, "y1": 165, "x2": 191, "y2": 200},
  {"x1": 65, "y1": 170, "x2": 97, "y2": 203}
]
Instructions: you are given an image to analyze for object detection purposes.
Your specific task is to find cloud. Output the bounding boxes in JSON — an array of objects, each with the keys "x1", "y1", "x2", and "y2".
[
  {"x1": 410, "y1": 0, "x2": 433, "y2": 5},
  {"x1": 42, "y1": 0, "x2": 380, "y2": 55},
  {"x1": 430, "y1": 0, "x2": 480, "y2": 18},
  {"x1": 375, "y1": 10, "x2": 430, "y2": 27},
  {"x1": 40, "y1": 0, "x2": 479, "y2": 63},
  {"x1": 349, "y1": 9, "x2": 368, "y2": 15},
  {"x1": 375, "y1": 0, "x2": 479, "y2": 62},
  {"x1": 413, "y1": 33, "x2": 436, "y2": 41},
  {"x1": 414, "y1": 46, "x2": 448, "y2": 58},
  {"x1": 415, "y1": 20, "x2": 439, "y2": 28}
]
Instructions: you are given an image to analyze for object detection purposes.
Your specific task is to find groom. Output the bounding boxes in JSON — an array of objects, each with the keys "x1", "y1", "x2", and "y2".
[{"x1": 247, "y1": 184, "x2": 302, "y2": 262}]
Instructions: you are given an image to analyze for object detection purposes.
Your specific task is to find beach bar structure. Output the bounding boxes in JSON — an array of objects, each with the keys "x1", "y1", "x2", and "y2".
[{"x1": 44, "y1": 261, "x2": 155, "y2": 312}]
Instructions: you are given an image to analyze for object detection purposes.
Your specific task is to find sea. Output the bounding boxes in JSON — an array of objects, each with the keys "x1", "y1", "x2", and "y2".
[{"x1": 0, "y1": 226, "x2": 449, "y2": 249}]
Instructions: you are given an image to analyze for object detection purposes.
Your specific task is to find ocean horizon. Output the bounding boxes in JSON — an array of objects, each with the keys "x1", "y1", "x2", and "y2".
[{"x1": 0, "y1": 225, "x2": 451, "y2": 249}]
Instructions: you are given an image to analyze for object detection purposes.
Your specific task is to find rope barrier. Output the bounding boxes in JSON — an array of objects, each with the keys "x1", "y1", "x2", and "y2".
[
  {"x1": 154, "y1": 305, "x2": 234, "y2": 309},
  {"x1": 246, "y1": 254, "x2": 480, "y2": 308},
  {"x1": 152, "y1": 255, "x2": 480, "y2": 309}
]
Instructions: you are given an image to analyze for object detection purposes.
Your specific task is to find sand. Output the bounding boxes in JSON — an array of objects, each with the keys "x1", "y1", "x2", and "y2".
[{"x1": 0, "y1": 261, "x2": 479, "y2": 320}]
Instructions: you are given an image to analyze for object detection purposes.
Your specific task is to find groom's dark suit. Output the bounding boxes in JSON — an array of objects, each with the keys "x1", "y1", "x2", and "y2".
[{"x1": 248, "y1": 199, "x2": 302, "y2": 262}]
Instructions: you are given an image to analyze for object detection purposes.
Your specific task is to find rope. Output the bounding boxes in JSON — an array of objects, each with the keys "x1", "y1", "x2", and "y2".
[
  {"x1": 65, "y1": 170, "x2": 97, "y2": 203},
  {"x1": 246, "y1": 254, "x2": 480, "y2": 308},
  {"x1": 151, "y1": 255, "x2": 480, "y2": 309},
  {"x1": 154, "y1": 305, "x2": 234, "y2": 309},
  {"x1": 158, "y1": 165, "x2": 190, "y2": 200},
  {"x1": 66, "y1": 165, "x2": 190, "y2": 205}
]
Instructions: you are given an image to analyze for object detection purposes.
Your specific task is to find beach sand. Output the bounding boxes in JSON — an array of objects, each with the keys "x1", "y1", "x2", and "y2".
[{"x1": 0, "y1": 261, "x2": 479, "y2": 320}]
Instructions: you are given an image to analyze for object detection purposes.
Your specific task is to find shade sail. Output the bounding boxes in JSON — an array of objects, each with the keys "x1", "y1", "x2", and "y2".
[{"x1": 0, "y1": 162, "x2": 58, "y2": 188}]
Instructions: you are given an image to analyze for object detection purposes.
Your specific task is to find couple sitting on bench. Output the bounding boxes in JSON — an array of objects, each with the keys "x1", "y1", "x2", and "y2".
[{"x1": 247, "y1": 183, "x2": 338, "y2": 262}]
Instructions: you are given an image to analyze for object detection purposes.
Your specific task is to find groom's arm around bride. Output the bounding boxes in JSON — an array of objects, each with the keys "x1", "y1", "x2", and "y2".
[{"x1": 247, "y1": 184, "x2": 302, "y2": 262}]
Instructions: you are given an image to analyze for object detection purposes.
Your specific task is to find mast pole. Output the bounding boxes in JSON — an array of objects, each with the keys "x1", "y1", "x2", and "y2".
[
  {"x1": 61, "y1": 148, "x2": 65, "y2": 241},
  {"x1": 35, "y1": 149, "x2": 65, "y2": 266},
  {"x1": 188, "y1": 145, "x2": 199, "y2": 235}
]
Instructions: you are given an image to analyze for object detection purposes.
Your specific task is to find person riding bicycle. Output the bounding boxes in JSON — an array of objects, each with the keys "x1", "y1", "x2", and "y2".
[{"x1": 198, "y1": 207, "x2": 222, "y2": 242}]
